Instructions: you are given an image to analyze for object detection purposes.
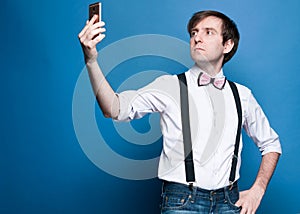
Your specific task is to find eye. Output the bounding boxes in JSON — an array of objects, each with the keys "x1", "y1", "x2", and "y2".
[
  {"x1": 190, "y1": 31, "x2": 197, "y2": 37},
  {"x1": 206, "y1": 30, "x2": 213, "y2": 35}
]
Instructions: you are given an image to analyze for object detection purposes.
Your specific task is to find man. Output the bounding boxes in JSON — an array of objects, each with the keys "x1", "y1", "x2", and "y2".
[{"x1": 78, "y1": 10, "x2": 281, "y2": 214}]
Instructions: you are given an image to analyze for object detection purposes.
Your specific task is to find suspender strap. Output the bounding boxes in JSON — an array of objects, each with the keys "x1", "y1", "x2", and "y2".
[
  {"x1": 177, "y1": 73, "x2": 195, "y2": 183},
  {"x1": 177, "y1": 74, "x2": 242, "y2": 184},
  {"x1": 227, "y1": 80, "x2": 243, "y2": 183}
]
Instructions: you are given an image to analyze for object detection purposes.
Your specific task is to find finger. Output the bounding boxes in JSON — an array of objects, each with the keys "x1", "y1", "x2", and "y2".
[
  {"x1": 88, "y1": 14, "x2": 98, "y2": 26},
  {"x1": 99, "y1": 21, "x2": 105, "y2": 27},
  {"x1": 80, "y1": 15, "x2": 98, "y2": 38},
  {"x1": 239, "y1": 190, "x2": 247, "y2": 196},
  {"x1": 241, "y1": 203, "x2": 254, "y2": 214},
  {"x1": 88, "y1": 33, "x2": 105, "y2": 47},
  {"x1": 240, "y1": 207, "x2": 247, "y2": 214},
  {"x1": 88, "y1": 21, "x2": 105, "y2": 33},
  {"x1": 235, "y1": 199, "x2": 242, "y2": 207},
  {"x1": 80, "y1": 26, "x2": 95, "y2": 42},
  {"x1": 79, "y1": 30, "x2": 88, "y2": 45},
  {"x1": 94, "y1": 33, "x2": 106, "y2": 43},
  {"x1": 82, "y1": 21, "x2": 104, "y2": 39},
  {"x1": 78, "y1": 28, "x2": 87, "y2": 39},
  {"x1": 87, "y1": 25, "x2": 106, "y2": 40},
  {"x1": 83, "y1": 35, "x2": 103, "y2": 50},
  {"x1": 86, "y1": 30, "x2": 99, "y2": 41},
  {"x1": 79, "y1": 18, "x2": 105, "y2": 38},
  {"x1": 246, "y1": 208, "x2": 254, "y2": 214},
  {"x1": 78, "y1": 20, "x2": 92, "y2": 38},
  {"x1": 83, "y1": 30, "x2": 105, "y2": 48},
  {"x1": 98, "y1": 26, "x2": 106, "y2": 34}
]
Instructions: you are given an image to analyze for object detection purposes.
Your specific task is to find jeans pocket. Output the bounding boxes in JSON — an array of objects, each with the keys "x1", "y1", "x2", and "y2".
[
  {"x1": 161, "y1": 191, "x2": 191, "y2": 211},
  {"x1": 225, "y1": 190, "x2": 242, "y2": 212}
]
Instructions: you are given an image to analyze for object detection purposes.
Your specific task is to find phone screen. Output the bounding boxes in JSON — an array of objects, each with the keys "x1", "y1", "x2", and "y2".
[{"x1": 89, "y1": 2, "x2": 101, "y2": 22}]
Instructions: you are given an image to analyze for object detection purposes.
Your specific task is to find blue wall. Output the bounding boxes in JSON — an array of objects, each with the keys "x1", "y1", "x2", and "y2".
[{"x1": 1, "y1": 0, "x2": 299, "y2": 213}]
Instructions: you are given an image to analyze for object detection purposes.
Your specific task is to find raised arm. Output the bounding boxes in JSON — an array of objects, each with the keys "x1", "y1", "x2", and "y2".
[{"x1": 78, "y1": 15, "x2": 119, "y2": 118}]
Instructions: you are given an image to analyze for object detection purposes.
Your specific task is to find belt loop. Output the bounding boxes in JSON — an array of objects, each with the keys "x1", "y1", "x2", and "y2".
[
  {"x1": 229, "y1": 181, "x2": 234, "y2": 191},
  {"x1": 162, "y1": 181, "x2": 166, "y2": 193},
  {"x1": 189, "y1": 182, "x2": 194, "y2": 191}
]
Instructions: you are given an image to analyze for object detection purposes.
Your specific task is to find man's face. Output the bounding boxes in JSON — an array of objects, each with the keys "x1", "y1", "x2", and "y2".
[{"x1": 190, "y1": 16, "x2": 231, "y2": 69}]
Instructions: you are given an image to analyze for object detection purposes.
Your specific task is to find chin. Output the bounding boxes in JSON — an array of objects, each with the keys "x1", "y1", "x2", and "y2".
[{"x1": 191, "y1": 55, "x2": 208, "y2": 64}]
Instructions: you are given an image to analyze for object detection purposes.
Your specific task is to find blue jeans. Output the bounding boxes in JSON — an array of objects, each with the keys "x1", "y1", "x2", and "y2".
[{"x1": 160, "y1": 181, "x2": 241, "y2": 214}]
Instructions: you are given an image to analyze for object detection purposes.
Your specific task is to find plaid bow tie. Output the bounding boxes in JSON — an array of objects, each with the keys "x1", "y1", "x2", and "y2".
[{"x1": 198, "y1": 72, "x2": 226, "y2": 90}]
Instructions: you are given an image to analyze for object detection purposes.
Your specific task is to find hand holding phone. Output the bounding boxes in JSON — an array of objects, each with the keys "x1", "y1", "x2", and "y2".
[
  {"x1": 78, "y1": 1, "x2": 105, "y2": 62},
  {"x1": 89, "y1": 2, "x2": 101, "y2": 23}
]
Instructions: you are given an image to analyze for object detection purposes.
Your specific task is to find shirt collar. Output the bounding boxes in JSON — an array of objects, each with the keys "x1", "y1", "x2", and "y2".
[
  {"x1": 190, "y1": 64, "x2": 225, "y2": 79},
  {"x1": 188, "y1": 64, "x2": 225, "y2": 87}
]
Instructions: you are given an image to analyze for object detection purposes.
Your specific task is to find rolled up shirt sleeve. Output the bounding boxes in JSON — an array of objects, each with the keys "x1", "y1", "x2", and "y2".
[
  {"x1": 243, "y1": 92, "x2": 282, "y2": 155},
  {"x1": 115, "y1": 75, "x2": 177, "y2": 122}
]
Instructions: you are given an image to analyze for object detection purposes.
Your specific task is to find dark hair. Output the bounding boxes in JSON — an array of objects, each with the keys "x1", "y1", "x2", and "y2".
[{"x1": 187, "y1": 10, "x2": 240, "y2": 64}]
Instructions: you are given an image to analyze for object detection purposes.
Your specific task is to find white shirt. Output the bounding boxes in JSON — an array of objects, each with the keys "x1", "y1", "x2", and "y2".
[{"x1": 116, "y1": 65, "x2": 282, "y2": 190}]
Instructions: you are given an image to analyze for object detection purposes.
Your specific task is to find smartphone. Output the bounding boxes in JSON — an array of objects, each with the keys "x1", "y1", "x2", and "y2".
[{"x1": 89, "y1": 2, "x2": 101, "y2": 22}]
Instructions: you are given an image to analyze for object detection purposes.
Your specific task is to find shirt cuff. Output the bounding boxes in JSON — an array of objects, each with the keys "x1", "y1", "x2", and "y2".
[{"x1": 114, "y1": 90, "x2": 137, "y2": 121}]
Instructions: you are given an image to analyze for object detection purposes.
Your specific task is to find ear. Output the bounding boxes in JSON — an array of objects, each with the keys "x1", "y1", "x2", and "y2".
[{"x1": 223, "y1": 39, "x2": 234, "y2": 54}]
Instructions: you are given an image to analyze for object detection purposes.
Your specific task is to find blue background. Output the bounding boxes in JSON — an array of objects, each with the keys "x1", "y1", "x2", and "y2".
[{"x1": 1, "y1": 0, "x2": 299, "y2": 213}]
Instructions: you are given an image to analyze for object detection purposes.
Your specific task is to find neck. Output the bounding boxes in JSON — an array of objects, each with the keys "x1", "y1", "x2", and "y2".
[{"x1": 195, "y1": 61, "x2": 222, "y2": 77}]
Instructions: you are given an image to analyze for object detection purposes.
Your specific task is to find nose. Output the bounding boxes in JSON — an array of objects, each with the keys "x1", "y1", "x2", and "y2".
[{"x1": 193, "y1": 32, "x2": 203, "y2": 43}]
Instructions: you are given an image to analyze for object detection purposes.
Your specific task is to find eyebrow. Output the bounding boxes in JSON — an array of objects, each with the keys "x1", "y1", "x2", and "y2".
[
  {"x1": 191, "y1": 27, "x2": 219, "y2": 34},
  {"x1": 204, "y1": 27, "x2": 218, "y2": 33}
]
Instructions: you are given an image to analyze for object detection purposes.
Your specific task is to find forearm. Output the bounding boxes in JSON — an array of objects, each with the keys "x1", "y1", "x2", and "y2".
[
  {"x1": 86, "y1": 58, "x2": 120, "y2": 118},
  {"x1": 251, "y1": 152, "x2": 280, "y2": 194},
  {"x1": 236, "y1": 152, "x2": 280, "y2": 213},
  {"x1": 78, "y1": 16, "x2": 118, "y2": 118}
]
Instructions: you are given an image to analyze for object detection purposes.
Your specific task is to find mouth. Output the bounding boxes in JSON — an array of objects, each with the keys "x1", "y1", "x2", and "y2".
[{"x1": 194, "y1": 46, "x2": 205, "y2": 52}]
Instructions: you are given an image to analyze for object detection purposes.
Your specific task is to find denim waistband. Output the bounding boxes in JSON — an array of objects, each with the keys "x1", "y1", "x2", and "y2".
[{"x1": 162, "y1": 180, "x2": 238, "y2": 199}]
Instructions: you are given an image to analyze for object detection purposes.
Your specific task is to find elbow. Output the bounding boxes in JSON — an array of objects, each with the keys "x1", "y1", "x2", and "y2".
[
  {"x1": 96, "y1": 94, "x2": 120, "y2": 119},
  {"x1": 102, "y1": 109, "x2": 119, "y2": 119},
  {"x1": 103, "y1": 112, "x2": 113, "y2": 118}
]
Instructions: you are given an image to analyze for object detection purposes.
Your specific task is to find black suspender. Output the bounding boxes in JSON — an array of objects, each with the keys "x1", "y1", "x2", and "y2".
[
  {"x1": 177, "y1": 73, "x2": 242, "y2": 184},
  {"x1": 178, "y1": 73, "x2": 195, "y2": 183},
  {"x1": 227, "y1": 80, "x2": 243, "y2": 183}
]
